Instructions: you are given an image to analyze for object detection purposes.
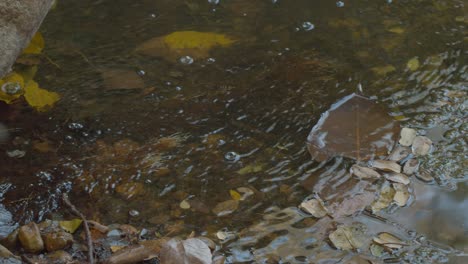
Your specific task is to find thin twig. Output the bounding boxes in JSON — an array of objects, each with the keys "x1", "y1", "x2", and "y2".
[{"x1": 62, "y1": 193, "x2": 94, "y2": 264}]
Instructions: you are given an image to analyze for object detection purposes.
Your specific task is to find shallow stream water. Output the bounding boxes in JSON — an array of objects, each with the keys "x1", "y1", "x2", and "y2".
[{"x1": 0, "y1": 0, "x2": 466, "y2": 263}]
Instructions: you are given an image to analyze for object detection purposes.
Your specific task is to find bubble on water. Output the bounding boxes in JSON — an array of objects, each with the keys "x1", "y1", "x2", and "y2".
[
  {"x1": 302, "y1": 22, "x2": 315, "y2": 31},
  {"x1": 175, "y1": 86, "x2": 182, "y2": 91},
  {"x1": 165, "y1": 81, "x2": 172, "y2": 86},
  {"x1": 137, "y1": 70, "x2": 146, "y2": 76},
  {"x1": 225, "y1": 151, "x2": 240, "y2": 162},
  {"x1": 179, "y1": 55, "x2": 194, "y2": 65},
  {"x1": 207, "y1": 57, "x2": 216, "y2": 63},
  {"x1": 129, "y1": 209, "x2": 140, "y2": 217},
  {"x1": 68, "y1": 122, "x2": 84, "y2": 130},
  {"x1": 272, "y1": 0, "x2": 279, "y2": 3},
  {"x1": 1, "y1": 82, "x2": 22, "y2": 95},
  {"x1": 208, "y1": 0, "x2": 219, "y2": 4},
  {"x1": 336, "y1": 1, "x2": 345, "y2": 7}
]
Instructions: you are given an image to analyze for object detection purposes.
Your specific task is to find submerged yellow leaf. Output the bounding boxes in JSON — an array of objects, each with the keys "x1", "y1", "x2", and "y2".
[
  {"x1": 237, "y1": 163, "x2": 265, "y2": 175},
  {"x1": 24, "y1": 80, "x2": 60, "y2": 111},
  {"x1": 137, "y1": 31, "x2": 235, "y2": 61},
  {"x1": 23, "y1": 32, "x2": 45, "y2": 54},
  {"x1": 387, "y1": 27, "x2": 405, "y2": 34},
  {"x1": 0, "y1": 73, "x2": 25, "y2": 104},
  {"x1": 371, "y1": 65, "x2": 396, "y2": 76},
  {"x1": 59, "y1": 219, "x2": 83, "y2": 233},
  {"x1": 229, "y1": 190, "x2": 242, "y2": 201},
  {"x1": 164, "y1": 31, "x2": 234, "y2": 49},
  {"x1": 406, "y1": 57, "x2": 420, "y2": 71}
]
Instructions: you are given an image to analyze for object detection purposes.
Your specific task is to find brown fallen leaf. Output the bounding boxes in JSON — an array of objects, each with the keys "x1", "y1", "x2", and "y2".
[
  {"x1": 330, "y1": 191, "x2": 375, "y2": 219},
  {"x1": 299, "y1": 198, "x2": 328, "y2": 218},
  {"x1": 159, "y1": 237, "x2": 212, "y2": 264},
  {"x1": 307, "y1": 94, "x2": 399, "y2": 161}
]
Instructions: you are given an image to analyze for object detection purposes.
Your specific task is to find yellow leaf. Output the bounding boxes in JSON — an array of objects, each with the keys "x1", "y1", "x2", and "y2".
[
  {"x1": 24, "y1": 80, "x2": 60, "y2": 111},
  {"x1": 406, "y1": 57, "x2": 419, "y2": 71},
  {"x1": 22, "y1": 32, "x2": 45, "y2": 54},
  {"x1": 110, "y1": 245, "x2": 125, "y2": 252},
  {"x1": 229, "y1": 190, "x2": 242, "y2": 201},
  {"x1": 59, "y1": 219, "x2": 83, "y2": 233},
  {"x1": 0, "y1": 73, "x2": 25, "y2": 104},
  {"x1": 371, "y1": 65, "x2": 396, "y2": 76},
  {"x1": 164, "y1": 31, "x2": 234, "y2": 49},
  {"x1": 237, "y1": 163, "x2": 265, "y2": 175},
  {"x1": 387, "y1": 27, "x2": 405, "y2": 34},
  {"x1": 137, "y1": 31, "x2": 235, "y2": 61}
]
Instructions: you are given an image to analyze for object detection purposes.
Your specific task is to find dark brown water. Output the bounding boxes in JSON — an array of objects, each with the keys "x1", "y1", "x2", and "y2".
[{"x1": 0, "y1": 0, "x2": 466, "y2": 263}]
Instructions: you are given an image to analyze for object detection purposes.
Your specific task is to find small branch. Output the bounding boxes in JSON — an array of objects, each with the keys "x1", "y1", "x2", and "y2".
[{"x1": 62, "y1": 193, "x2": 94, "y2": 264}]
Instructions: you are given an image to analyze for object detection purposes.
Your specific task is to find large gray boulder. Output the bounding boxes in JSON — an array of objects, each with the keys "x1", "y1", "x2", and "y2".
[{"x1": 0, "y1": 0, "x2": 54, "y2": 78}]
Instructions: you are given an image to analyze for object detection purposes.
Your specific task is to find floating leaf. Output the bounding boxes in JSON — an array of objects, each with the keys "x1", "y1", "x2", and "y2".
[
  {"x1": 307, "y1": 94, "x2": 399, "y2": 161},
  {"x1": 0, "y1": 72, "x2": 25, "y2": 104},
  {"x1": 137, "y1": 31, "x2": 235, "y2": 61},
  {"x1": 329, "y1": 223, "x2": 367, "y2": 250},
  {"x1": 299, "y1": 198, "x2": 328, "y2": 218},
  {"x1": 229, "y1": 190, "x2": 242, "y2": 201},
  {"x1": 22, "y1": 32, "x2": 45, "y2": 54},
  {"x1": 59, "y1": 219, "x2": 83, "y2": 234},
  {"x1": 399, "y1": 127, "x2": 417, "y2": 146},
  {"x1": 24, "y1": 80, "x2": 60, "y2": 111}
]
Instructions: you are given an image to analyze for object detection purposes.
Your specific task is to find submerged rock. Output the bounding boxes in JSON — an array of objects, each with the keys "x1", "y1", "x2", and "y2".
[
  {"x1": 18, "y1": 223, "x2": 44, "y2": 253},
  {"x1": 43, "y1": 231, "x2": 73, "y2": 252}
]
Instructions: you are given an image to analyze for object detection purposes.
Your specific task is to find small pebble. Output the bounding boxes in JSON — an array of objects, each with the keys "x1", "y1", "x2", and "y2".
[{"x1": 399, "y1": 128, "x2": 417, "y2": 146}]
